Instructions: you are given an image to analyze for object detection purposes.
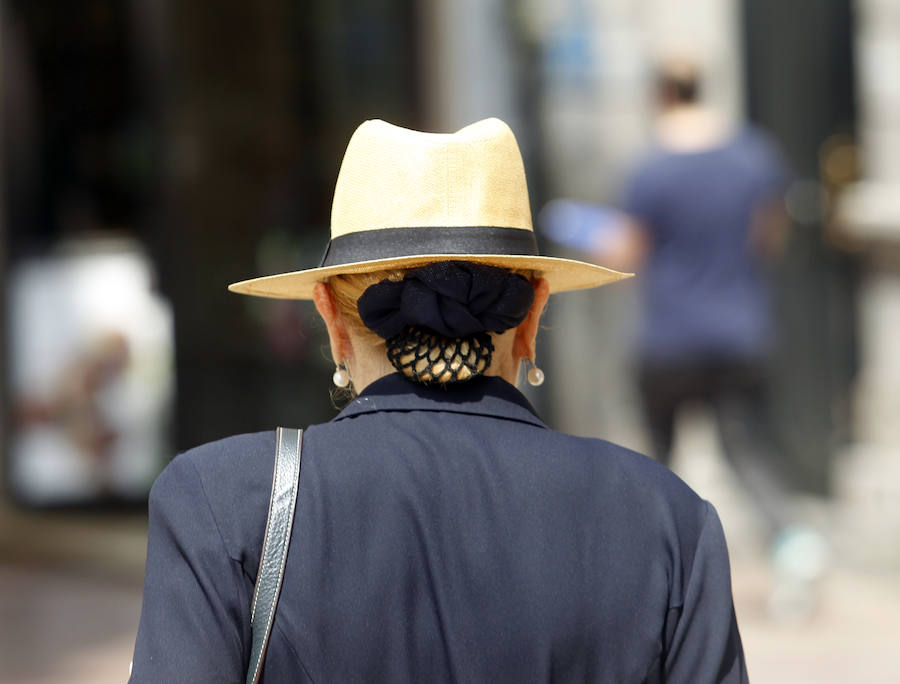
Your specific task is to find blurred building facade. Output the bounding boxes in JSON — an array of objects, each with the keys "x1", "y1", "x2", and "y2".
[
  {"x1": 2, "y1": 0, "x2": 423, "y2": 506},
  {"x1": 839, "y1": 0, "x2": 900, "y2": 449},
  {"x1": 0, "y1": 0, "x2": 881, "y2": 509},
  {"x1": 832, "y1": 0, "x2": 900, "y2": 567}
]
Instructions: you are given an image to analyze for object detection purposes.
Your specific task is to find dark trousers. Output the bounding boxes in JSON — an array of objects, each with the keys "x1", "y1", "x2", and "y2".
[{"x1": 638, "y1": 359, "x2": 788, "y2": 534}]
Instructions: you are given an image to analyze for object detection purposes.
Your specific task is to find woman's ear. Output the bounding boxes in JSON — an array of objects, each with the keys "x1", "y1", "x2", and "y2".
[
  {"x1": 513, "y1": 277, "x2": 550, "y2": 360},
  {"x1": 313, "y1": 282, "x2": 353, "y2": 364}
]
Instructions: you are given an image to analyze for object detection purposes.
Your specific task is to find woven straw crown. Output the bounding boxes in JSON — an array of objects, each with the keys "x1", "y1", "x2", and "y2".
[
  {"x1": 229, "y1": 118, "x2": 630, "y2": 299},
  {"x1": 332, "y1": 118, "x2": 532, "y2": 235}
]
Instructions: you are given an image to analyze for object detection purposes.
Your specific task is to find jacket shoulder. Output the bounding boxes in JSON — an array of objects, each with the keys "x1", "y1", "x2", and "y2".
[
  {"x1": 562, "y1": 432, "x2": 698, "y2": 489},
  {"x1": 558, "y1": 432, "x2": 707, "y2": 526},
  {"x1": 152, "y1": 431, "x2": 277, "y2": 563},
  {"x1": 178, "y1": 430, "x2": 277, "y2": 469}
]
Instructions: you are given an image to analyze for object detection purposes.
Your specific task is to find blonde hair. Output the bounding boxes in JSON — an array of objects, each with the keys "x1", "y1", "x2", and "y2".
[{"x1": 328, "y1": 269, "x2": 408, "y2": 349}]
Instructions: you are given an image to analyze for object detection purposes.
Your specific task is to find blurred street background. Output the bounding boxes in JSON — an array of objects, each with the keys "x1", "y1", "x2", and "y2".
[{"x1": 1, "y1": 0, "x2": 899, "y2": 682}]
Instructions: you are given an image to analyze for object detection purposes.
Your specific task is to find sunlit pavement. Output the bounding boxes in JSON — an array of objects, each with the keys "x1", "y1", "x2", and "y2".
[
  {"x1": 734, "y1": 561, "x2": 900, "y2": 683},
  {"x1": 2, "y1": 558, "x2": 899, "y2": 684},
  {"x1": 0, "y1": 565, "x2": 141, "y2": 684}
]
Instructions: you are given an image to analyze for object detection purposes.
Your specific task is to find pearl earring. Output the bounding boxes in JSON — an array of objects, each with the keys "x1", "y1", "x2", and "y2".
[
  {"x1": 524, "y1": 358, "x2": 544, "y2": 387},
  {"x1": 332, "y1": 362, "x2": 351, "y2": 388}
]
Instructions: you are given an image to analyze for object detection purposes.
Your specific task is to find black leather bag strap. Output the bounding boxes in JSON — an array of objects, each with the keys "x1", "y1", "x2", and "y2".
[{"x1": 246, "y1": 427, "x2": 303, "y2": 684}]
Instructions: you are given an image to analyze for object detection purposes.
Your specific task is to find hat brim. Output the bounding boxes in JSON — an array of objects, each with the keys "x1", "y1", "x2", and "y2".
[{"x1": 228, "y1": 254, "x2": 632, "y2": 300}]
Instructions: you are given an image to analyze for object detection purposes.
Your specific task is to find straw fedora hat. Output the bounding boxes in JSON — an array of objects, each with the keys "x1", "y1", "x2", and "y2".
[{"x1": 228, "y1": 118, "x2": 630, "y2": 299}]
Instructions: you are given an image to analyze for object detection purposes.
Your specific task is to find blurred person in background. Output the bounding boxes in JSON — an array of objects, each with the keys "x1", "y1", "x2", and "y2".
[
  {"x1": 129, "y1": 118, "x2": 747, "y2": 682},
  {"x1": 602, "y1": 59, "x2": 827, "y2": 614}
]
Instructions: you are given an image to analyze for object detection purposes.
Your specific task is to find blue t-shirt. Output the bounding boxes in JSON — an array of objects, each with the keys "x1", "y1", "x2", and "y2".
[{"x1": 622, "y1": 126, "x2": 788, "y2": 364}]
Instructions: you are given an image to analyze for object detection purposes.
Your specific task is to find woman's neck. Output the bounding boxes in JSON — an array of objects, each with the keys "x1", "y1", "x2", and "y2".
[{"x1": 347, "y1": 330, "x2": 521, "y2": 394}]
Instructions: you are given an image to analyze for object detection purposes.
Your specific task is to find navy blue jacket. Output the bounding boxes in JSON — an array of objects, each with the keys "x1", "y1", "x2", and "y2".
[{"x1": 130, "y1": 373, "x2": 746, "y2": 683}]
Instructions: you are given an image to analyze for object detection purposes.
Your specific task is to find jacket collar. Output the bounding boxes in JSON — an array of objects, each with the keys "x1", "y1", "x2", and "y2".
[{"x1": 333, "y1": 373, "x2": 547, "y2": 429}]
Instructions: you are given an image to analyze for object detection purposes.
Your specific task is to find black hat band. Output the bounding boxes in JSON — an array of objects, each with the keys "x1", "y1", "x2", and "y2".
[{"x1": 319, "y1": 225, "x2": 539, "y2": 268}]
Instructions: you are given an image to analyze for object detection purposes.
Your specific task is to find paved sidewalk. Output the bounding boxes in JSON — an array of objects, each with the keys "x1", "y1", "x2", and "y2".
[
  {"x1": 733, "y1": 561, "x2": 900, "y2": 683},
  {"x1": 0, "y1": 565, "x2": 141, "y2": 684},
  {"x1": 3, "y1": 559, "x2": 899, "y2": 683}
]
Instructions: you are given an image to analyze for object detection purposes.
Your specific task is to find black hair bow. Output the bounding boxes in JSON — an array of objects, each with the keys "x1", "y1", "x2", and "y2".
[{"x1": 357, "y1": 261, "x2": 535, "y2": 339}]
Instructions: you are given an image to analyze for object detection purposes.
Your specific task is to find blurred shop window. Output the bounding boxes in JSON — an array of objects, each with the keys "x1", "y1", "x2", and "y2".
[{"x1": 7, "y1": 237, "x2": 173, "y2": 506}]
